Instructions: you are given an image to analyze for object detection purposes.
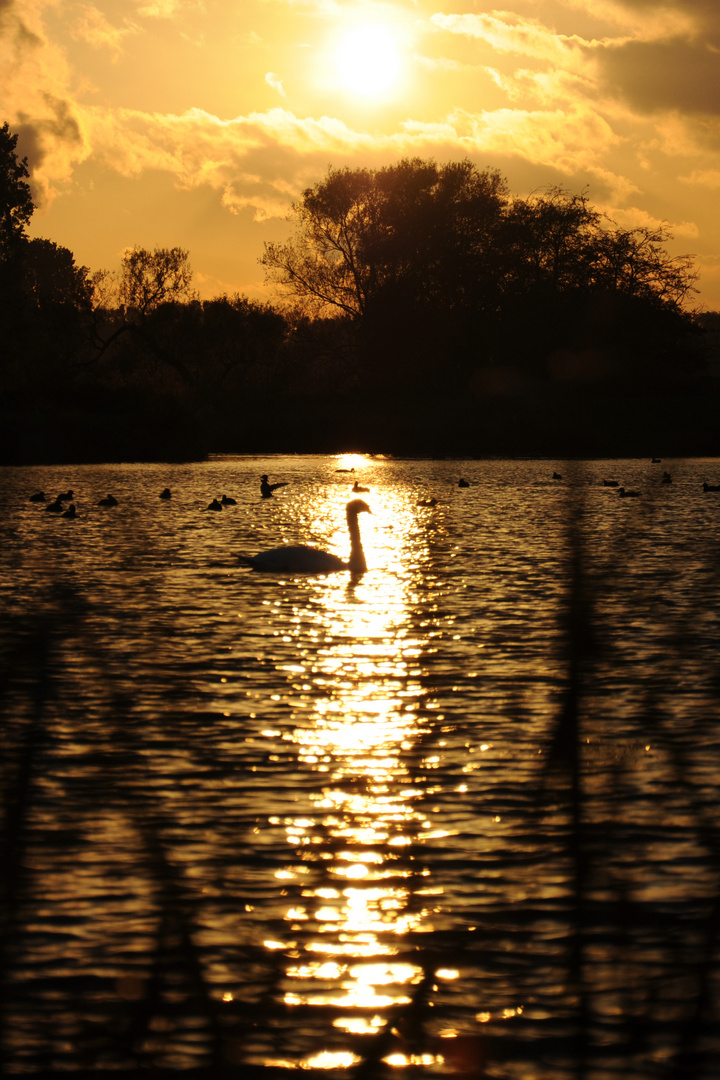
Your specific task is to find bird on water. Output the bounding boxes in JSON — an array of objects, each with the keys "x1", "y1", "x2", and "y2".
[
  {"x1": 238, "y1": 499, "x2": 371, "y2": 573},
  {"x1": 261, "y1": 474, "x2": 288, "y2": 499}
]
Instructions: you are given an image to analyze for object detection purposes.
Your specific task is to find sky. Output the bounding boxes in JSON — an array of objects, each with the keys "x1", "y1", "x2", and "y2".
[{"x1": 3, "y1": 0, "x2": 720, "y2": 310}]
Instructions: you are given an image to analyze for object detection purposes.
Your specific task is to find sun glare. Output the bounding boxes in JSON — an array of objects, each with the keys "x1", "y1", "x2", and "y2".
[{"x1": 335, "y1": 24, "x2": 401, "y2": 97}]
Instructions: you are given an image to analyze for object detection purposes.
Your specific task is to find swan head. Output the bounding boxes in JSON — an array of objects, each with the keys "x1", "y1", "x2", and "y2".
[{"x1": 346, "y1": 499, "x2": 371, "y2": 517}]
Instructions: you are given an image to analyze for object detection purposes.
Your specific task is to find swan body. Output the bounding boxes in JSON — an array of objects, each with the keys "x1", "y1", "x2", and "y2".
[{"x1": 239, "y1": 499, "x2": 371, "y2": 574}]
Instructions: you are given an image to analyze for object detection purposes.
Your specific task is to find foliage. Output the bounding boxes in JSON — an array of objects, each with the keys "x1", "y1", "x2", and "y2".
[
  {"x1": 263, "y1": 159, "x2": 698, "y2": 390},
  {"x1": 118, "y1": 246, "x2": 197, "y2": 314},
  {"x1": 0, "y1": 121, "x2": 34, "y2": 259}
]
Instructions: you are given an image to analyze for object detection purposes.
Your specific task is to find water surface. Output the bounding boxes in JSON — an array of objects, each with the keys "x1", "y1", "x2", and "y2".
[{"x1": 1, "y1": 454, "x2": 719, "y2": 1078}]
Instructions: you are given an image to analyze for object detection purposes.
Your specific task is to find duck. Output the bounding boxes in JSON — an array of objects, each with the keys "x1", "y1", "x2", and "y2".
[
  {"x1": 159, "y1": 488, "x2": 172, "y2": 499},
  {"x1": 205, "y1": 498, "x2": 223, "y2": 511},
  {"x1": 221, "y1": 494, "x2": 237, "y2": 505},
  {"x1": 702, "y1": 482, "x2": 720, "y2": 492},
  {"x1": 418, "y1": 497, "x2": 438, "y2": 507},
  {"x1": 45, "y1": 498, "x2": 64, "y2": 513},
  {"x1": 58, "y1": 490, "x2": 74, "y2": 502},
  {"x1": 652, "y1": 457, "x2": 661, "y2": 463},
  {"x1": 552, "y1": 472, "x2": 563, "y2": 480},
  {"x1": 352, "y1": 480, "x2": 369, "y2": 493},
  {"x1": 261, "y1": 474, "x2": 288, "y2": 499},
  {"x1": 618, "y1": 487, "x2": 640, "y2": 497},
  {"x1": 238, "y1": 499, "x2": 371, "y2": 574},
  {"x1": 458, "y1": 478, "x2": 470, "y2": 488},
  {"x1": 602, "y1": 479, "x2": 619, "y2": 487},
  {"x1": 661, "y1": 472, "x2": 672, "y2": 484},
  {"x1": 29, "y1": 491, "x2": 46, "y2": 502},
  {"x1": 98, "y1": 494, "x2": 118, "y2": 506},
  {"x1": 61, "y1": 503, "x2": 76, "y2": 519}
]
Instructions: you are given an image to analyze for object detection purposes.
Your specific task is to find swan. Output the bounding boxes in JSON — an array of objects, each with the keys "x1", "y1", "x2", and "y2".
[
  {"x1": 261, "y1": 474, "x2": 288, "y2": 498},
  {"x1": 239, "y1": 499, "x2": 371, "y2": 573}
]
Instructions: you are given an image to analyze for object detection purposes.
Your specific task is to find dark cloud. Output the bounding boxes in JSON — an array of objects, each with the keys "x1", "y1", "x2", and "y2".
[{"x1": 599, "y1": 39, "x2": 720, "y2": 117}]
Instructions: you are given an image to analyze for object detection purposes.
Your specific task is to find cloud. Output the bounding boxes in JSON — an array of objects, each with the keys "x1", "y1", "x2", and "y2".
[
  {"x1": 265, "y1": 72, "x2": 287, "y2": 97},
  {"x1": 73, "y1": 4, "x2": 140, "y2": 57},
  {"x1": 1, "y1": 0, "x2": 88, "y2": 203},
  {"x1": 597, "y1": 38, "x2": 720, "y2": 116}
]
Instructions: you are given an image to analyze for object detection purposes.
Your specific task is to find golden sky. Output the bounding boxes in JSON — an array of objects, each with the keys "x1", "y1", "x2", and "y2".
[{"x1": 4, "y1": 0, "x2": 720, "y2": 309}]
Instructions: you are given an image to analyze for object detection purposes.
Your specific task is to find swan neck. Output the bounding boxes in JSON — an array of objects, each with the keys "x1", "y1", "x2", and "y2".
[{"x1": 346, "y1": 509, "x2": 367, "y2": 572}]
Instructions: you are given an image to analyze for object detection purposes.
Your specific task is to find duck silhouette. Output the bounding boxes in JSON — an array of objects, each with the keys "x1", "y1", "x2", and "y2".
[
  {"x1": 61, "y1": 503, "x2": 76, "y2": 519},
  {"x1": 602, "y1": 479, "x2": 619, "y2": 487},
  {"x1": 458, "y1": 478, "x2": 470, "y2": 488},
  {"x1": 618, "y1": 487, "x2": 640, "y2": 497},
  {"x1": 45, "y1": 498, "x2": 64, "y2": 513},
  {"x1": 702, "y1": 482, "x2": 720, "y2": 492},
  {"x1": 205, "y1": 498, "x2": 223, "y2": 511},
  {"x1": 352, "y1": 480, "x2": 369, "y2": 493},
  {"x1": 221, "y1": 494, "x2": 237, "y2": 505},
  {"x1": 261, "y1": 475, "x2": 288, "y2": 498},
  {"x1": 239, "y1": 499, "x2": 371, "y2": 574},
  {"x1": 159, "y1": 488, "x2": 172, "y2": 499},
  {"x1": 98, "y1": 494, "x2": 118, "y2": 506},
  {"x1": 29, "y1": 491, "x2": 46, "y2": 502}
]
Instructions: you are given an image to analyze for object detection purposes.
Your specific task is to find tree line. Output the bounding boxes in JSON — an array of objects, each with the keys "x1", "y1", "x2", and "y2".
[{"x1": 1, "y1": 121, "x2": 718, "y2": 464}]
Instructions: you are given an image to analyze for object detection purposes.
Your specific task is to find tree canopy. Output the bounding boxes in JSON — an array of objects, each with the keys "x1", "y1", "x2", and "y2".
[{"x1": 262, "y1": 158, "x2": 697, "y2": 384}]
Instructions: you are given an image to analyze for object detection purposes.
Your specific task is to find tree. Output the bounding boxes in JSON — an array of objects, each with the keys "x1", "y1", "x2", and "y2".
[
  {"x1": 118, "y1": 246, "x2": 196, "y2": 314},
  {"x1": 263, "y1": 159, "x2": 698, "y2": 389},
  {"x1": 261, "y1": 158, "x2": 508, "y2": 320},
  {"x1": 0, "y1": 122, "x2": 34, "y2": 257},
  {"x1": 22, "y1": 238, "x2": 93, "y2": 311}
]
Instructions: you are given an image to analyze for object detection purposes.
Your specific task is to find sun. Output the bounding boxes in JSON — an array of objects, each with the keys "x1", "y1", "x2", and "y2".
[{"x1": 334, "y1": 24, "x2": 402, "y2": 98}]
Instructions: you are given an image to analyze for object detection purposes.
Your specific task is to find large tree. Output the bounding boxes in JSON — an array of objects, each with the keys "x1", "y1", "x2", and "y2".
[
  {"x1": 262, "y1": 158, "x2": 508, "y2": 320},
  {"x1": 263, "y1": 159, "x2": 697, "y2": 384}
]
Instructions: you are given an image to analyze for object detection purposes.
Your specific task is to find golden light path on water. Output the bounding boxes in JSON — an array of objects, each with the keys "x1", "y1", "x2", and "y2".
[{"x1": 261, "y1": 463, "x2": 456, "y2": 1071}]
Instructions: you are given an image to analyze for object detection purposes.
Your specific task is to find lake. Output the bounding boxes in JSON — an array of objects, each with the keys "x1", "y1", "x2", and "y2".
[{"x1": 1, "y1": 453, "x2": 719, "y2": 1079}]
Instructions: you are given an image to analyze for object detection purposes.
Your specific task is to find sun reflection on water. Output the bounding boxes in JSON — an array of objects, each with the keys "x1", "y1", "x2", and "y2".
[{"x1": 263, "y1": 488, "x2": 445, "y2": 1067}]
